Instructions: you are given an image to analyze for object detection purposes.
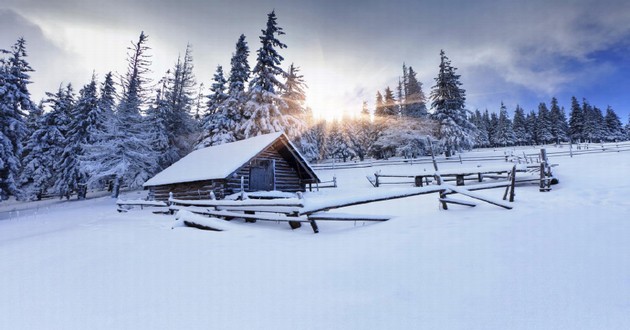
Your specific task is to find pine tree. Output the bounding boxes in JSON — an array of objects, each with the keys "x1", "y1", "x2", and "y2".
[
  {"x1": 345, "y1": 104, "x2": 379, "y2": 161},
  {"x1": 19, "y1": 110, "x2": 65, "y2": 200},
  {"x1": 536, "y1": 102, "x2": 553, "y2": 144},
  {"x1": 98, "y1": 72, "x2": 116, "y2": 131},
  {"x1": 526, "y1": 110, "x2": 538, "y2": 145},
  {"x1": 20, "y1": 85, "x2": 72, "y2": 199},
  {"x1": 493, "y1": 102, "x2": 516, "y2": 147},
  {"x1": 381, "y1": 87, "x2": 398, "y2": 116},
  {"x1": 374, "y1": 91, "x2": 385, "y2": 117},
  {"x1": 206, "y1": 65, "x2": 228, "y2": 116},
  {"x1": 163, "y1": 44, "x2": 197, "y2": 161},
  {"x1": 197, "y1": 65, "x2": 235, "y2": 148},
  {"x1": 549, "y1": 97, "x2": 568, "y2": 144},
  {"x1": 470, "y1": 109, "x2": 489, "y2": 147},
  {"x1": 430, "y1": 50, "x2": 475, "y2": 156},
  {"x1": 488, "y1": 112, "x2": 499, "y2": 146},
  {"x1": 0, "y1": 38, "x2": 36, "y2": 200},
  {"x1": 582, "y1": 99, "x2": 605, "y2": 142},
  {"x1": 241, "y1": 11, "x2": 289, "y2": 138},
  {"x1": 568, "y1": 96, "x2": 584, "y2": 143},
  {"x1": 83, "y1": 32, "x2": 157, "y2": 198},
  {"x1": 603, "y1": 106, "x2": 624, "y2": 142},
  {"x1": 512, "y1": 105, "x2": 530, "y2": 145},
  {"x1": 281, "y1": 63, "x2": 308, "y2": 138},
  {"x1": 55, "y1": 76, "x2": 101, "y2": 199},
  {"x1": 404, "y1": 66, "x2": 427, "y2": 117},
  {"x1": 326, "y1": 120, "x2": 353, "y2": 162},
  {"x1": 146, "y1": 78, "x2": 174, "y2": 169}
]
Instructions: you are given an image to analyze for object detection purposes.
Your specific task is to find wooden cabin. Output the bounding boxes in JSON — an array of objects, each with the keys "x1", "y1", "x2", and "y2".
[{"x1": 143, "y1": 132, "x2": 320, "y2": 201}]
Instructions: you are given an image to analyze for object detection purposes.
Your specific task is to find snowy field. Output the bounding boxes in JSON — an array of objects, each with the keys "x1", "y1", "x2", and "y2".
[{"x1": 1, "y1": 147, "x2": 629, "y2": 329}]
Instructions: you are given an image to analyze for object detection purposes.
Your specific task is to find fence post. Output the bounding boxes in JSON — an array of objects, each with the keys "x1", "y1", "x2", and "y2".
[{"x1": 374, "y1": 173, "x2": 380, "y2": 187}]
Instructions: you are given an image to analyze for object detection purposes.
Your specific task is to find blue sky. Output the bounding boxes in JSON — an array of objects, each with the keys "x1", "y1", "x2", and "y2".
[{"x1": 1, "y1": 0, "x2": 629, "y2": 121}]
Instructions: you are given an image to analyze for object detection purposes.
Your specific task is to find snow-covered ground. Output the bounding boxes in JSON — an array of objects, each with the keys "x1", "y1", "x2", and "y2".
[{"x1": 1, "y1": 147, "x2": 629, "y2": 329}]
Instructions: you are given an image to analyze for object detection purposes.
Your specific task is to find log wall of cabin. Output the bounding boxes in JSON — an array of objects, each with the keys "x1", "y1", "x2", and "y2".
[
  {"x1": 226, "y1": 145, "x2": 303, "y2": 193},
  {"x1": 149, "y1": 180, "x2": 226, "y2": 202}
]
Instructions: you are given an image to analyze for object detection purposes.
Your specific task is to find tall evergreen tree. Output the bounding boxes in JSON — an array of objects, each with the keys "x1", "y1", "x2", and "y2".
[
  {"x1": 512, "y1": 105, "x2": 530, "y2": 145},
  {"x1": 0, "y1": 38, "x2": 36, "y2": 200},
  {"x1": 197, "y1": 65, "x2": 235, "y2": 148},
  {"x1": 381, "y1": 87, "x2": 397, "y2": 116},
  {"x1": 83, "y1": 32, "x2": 157, "y2": 198},
  {"x1": 206, "y1": 65, "x2": 228, "y2": 116},
  {"x1": 163, "y1": 44, "x2": 197, "y2": 161},
  {"x1": 241, "y1": 10, "x2": 289, "y2": 138},
  {"x1": 582, "y1": 99, "x2": 605, "y2": 142},
  {"x1": 603, "y1": 106, "x2": 624, "y2": 142},
  {"x1": 470, "y1": 109, "x2": 489, "y2": 147},
  {"x1": 568, "y1": 96, "x2": 584, "y2": 143},
  {"x1": 404, "y1": 66, "x2": 427, "y2": 117},
  {"x1": 549, "y1": 97, "x2": 568, "y2": 144},
  {"x1": 526, "y1": 110, "x2": 538, "y2": 145},
  {"x1": 55, "y1": 76, "x2": 100, "y2": 199},
  {"x1": 281, "y1": 63, "x2": 308, "y2": 138},
  {"x1": 536, "y1": 103, "x2": 553, "y2": 144},
  {"x1": 493, "y1": 102, "x2": 516, "y2": 146},
  {"x1": 326, "y1": 120, "x2": 353, "y2": 162},
  {"x1": 430, "y1": 50, "x2": 475, "y2": 156},
  {"x1": 374, "y1": 91, "x2": 385, "y2": 117}
]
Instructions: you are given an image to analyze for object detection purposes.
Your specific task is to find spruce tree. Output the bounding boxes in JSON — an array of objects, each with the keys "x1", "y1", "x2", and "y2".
[
  {"x1": 549, "y1": 97, "x2": 568, "y2": 144},
  {"x1": 381, "y1": 87, "x2": 398, "y2": 116},
  {"x1": 55, "y1": 76, "x2": 100, "y2": 199},
  {"x1": 512, "y1": 105, "x2": 530, "y2": 145},
  {"x1": 471, "y1": 109, "x2": 489, "y2": 147},
  {"x1": 430, "y1": 50, "x2": 475, "y2": 156},
  {"x1": 0, "y1": 38, "x2": 36, "y2": 200},
  {"x1": 493, "y1": 102, "x2": 516, "y2": 146},
  {"x1": 536, "y1": 102, "x2": 553, "y2": 144},
  {"x1": 404, "y1": 66, "x2": 427, "y2": 117},
  {"x1": 526, "y1": 110, "x2": 538, "y2": 145},
  {"x1": 281, "y1": 63, "x2": 308, "y2": 138},
  {"x1": 197, "y1": 65, "x2": 234, "y2": 148},
  {"x1": 374, "y1": 91, "x2": 385, "y2": 116},
  {"x1": 241, "y1": 10, "x2": 289, "y2": 138},
  {"x1": 603, "y1": 106, "x2": 624, "y2": 142},
  {"x1": 568, "y1": 96, "x2": 584, "y2": 143},
  {"x1": 83, "y1": 32, "x2": 157, "y2": 198},
  {"x1": 326, "y1": 120, "x2": 353, "y2": 162}
]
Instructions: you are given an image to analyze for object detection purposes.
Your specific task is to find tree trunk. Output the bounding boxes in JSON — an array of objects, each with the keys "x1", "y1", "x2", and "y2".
[{"x1": 111, "y1": 177, "x2": 121, "y2": 198}]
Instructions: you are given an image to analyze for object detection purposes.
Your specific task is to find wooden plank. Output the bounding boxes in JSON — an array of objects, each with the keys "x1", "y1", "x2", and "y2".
[
  {"x1": 204, "y1": 209, "x2": 310, "y2": 222},
  {"x1": 446, "y1": 186, "x2": 513, "y2": 209},
  {"x1": 438, "y1": 197, "x2": 477, "y2": 207},
  {"x1": 307, "y1": 212, "x2": 390, "y2": 221}
]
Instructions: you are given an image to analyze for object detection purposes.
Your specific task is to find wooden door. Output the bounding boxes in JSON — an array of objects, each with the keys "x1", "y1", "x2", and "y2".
[{"x1": 249, "y1": 159, "x2": 275, "y2": 191}]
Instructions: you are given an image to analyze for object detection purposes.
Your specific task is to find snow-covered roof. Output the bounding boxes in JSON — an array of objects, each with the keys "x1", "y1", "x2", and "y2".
[{"x1": 144, "y1": 132, "x2": 313, "y2": 187}]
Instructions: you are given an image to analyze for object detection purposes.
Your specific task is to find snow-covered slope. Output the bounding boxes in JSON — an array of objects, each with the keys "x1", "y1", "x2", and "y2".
[{"x1": 1, "y1": 148, "x2": 629, "y2": 330}]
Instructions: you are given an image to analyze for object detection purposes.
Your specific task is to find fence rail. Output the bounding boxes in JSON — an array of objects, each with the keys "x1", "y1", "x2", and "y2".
[{"x1": 311, "y1": 141, "x2": 630, "y2": 171}]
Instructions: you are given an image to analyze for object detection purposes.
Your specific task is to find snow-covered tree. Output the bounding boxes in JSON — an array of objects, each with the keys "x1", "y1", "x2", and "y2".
[
  {"x1": 146, "y1": 78, "x2": 174, "y2": 169},
  {"x1": 55, "y1": 76, "x2": 101, "y2": 199},
  {"x1": 381, "y1": 87, "x2": 398, "y2": 117},
  {"x1": 470, "y1": 109, "x2": 490, "y2": 147},
  {"x1": 582, "y1": 99, "x2": 605, "y2": 143},
  {"x1": 526, "y1": 110, "x2": 538, "y2": 145},
  {"x1": 549, "y1": 97, "x2": 568, "y2": 144},
  {"x1": 281, "y1": 63, "x2": 308, "y2": 138},
  {"x1": 326, "y1": 120, "x2": 354, "y2": 162},
  {"x1": 197, "y1": 65, "x2": 235, "y2": 148},
  {"x1": 206, "y1": 65, "x2": 228, "y2": 116},
  {"x1": 404, "y1": 66, "x2": 427, "y2": 117},
  {"x1": 241, "y1": 11, "x2": 289, "y2": 138},
  {"x1": 568, "y1": 96, "x2": 583, "y2": 143},
  {"x1": 493, "y1": 102, "x2": 516, "y2": 147},
  {"x1": 0, "y1": 38, "x2": 36, "y2": 200},
  {"x1": 345, "y1": 108, "x2": 380, "y2": 161},
  {"x1": 512, "y1": 105, "x2": 530, "y2": 145},
  {"x1": 536, "y1": 103, "x2": 553, "y2": 144},
  {"x1": 374, "y1": 91, "x2": 385, "y2": 117},
  {"x1": 603, "y1": 106, "x2": 624, "y2": 142},
  {"x1": 83, "y1": 32, "x2": 157, "y2": 198},
  {"x1": 430, "y1": 50, "x2": 475, "y2": 156}
]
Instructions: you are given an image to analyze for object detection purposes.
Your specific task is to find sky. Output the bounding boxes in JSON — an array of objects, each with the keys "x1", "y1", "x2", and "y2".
[{"x1": 1, "y1": 0, "x2": 629, "y2": 121}]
